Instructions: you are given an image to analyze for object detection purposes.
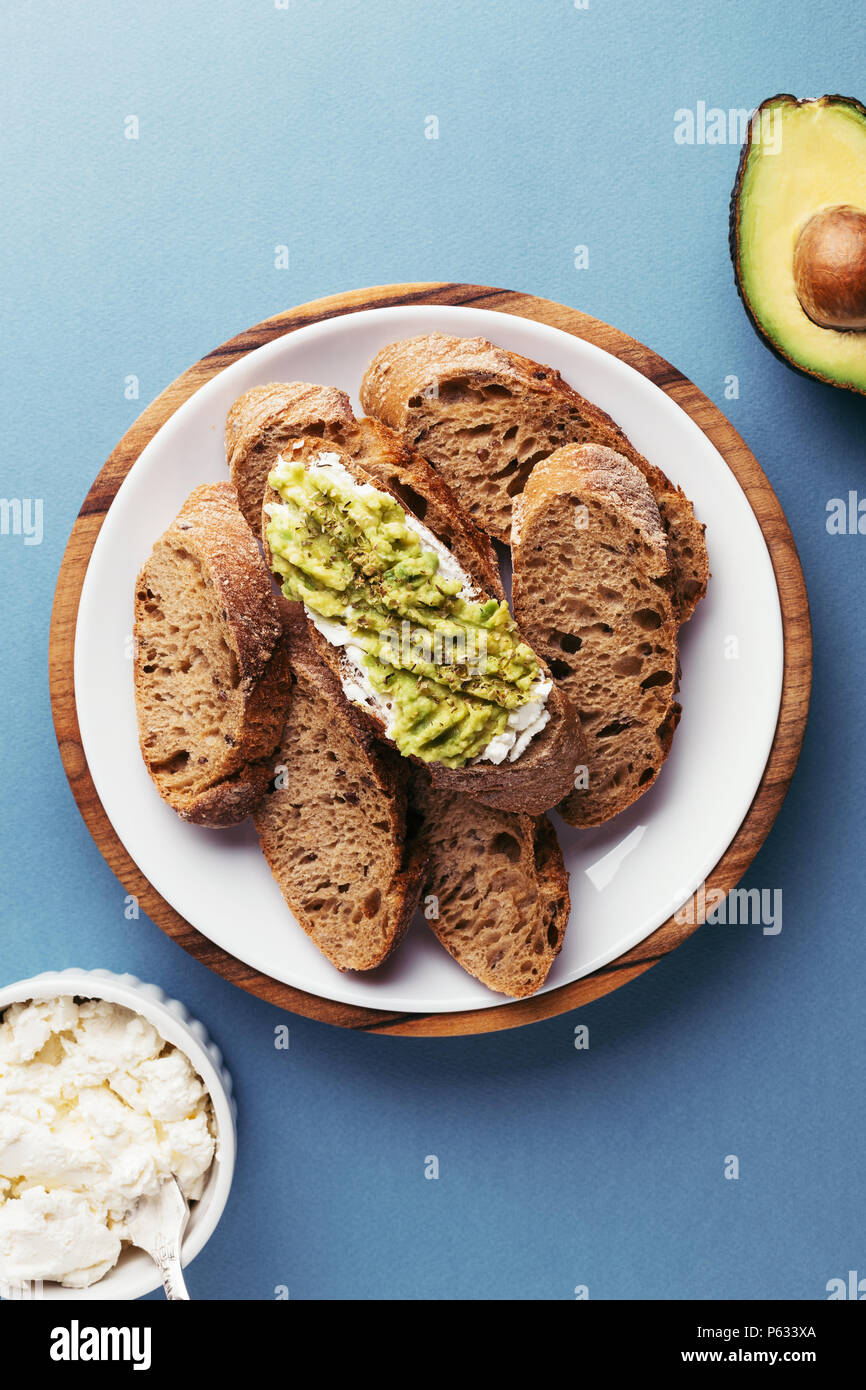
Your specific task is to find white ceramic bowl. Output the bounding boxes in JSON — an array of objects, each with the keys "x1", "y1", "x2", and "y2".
[{"x1": 0, "y1": 968, "x2": 236, "y2": 1301}]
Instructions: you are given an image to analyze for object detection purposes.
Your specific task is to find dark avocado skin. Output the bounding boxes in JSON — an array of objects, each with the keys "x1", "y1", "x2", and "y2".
[{"x1": 729, "y1": 93, "x2": 866, "y2": 396}]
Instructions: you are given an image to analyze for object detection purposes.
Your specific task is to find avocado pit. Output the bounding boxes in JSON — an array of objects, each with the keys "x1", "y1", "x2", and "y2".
[{"x1": 793, "y1": 204, "x2": 866, "y2": 331}]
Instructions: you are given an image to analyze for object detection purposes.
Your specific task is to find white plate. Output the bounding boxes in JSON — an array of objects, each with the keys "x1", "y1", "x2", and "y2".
[{"x1": 75, "y1": 304, "x2": 783, "y2": 1014}]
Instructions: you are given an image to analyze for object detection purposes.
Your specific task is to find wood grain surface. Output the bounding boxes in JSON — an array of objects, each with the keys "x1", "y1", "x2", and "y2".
[{"x1": 48, "y1": 283, "x2": 812, "y2": 1036}]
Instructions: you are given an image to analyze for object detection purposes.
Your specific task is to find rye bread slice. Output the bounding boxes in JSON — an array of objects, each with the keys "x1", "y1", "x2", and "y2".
[
  {"x1": 512, "y1": 444, "x2": 681, "y2": 826},
  {"x1": 133, "y1": 482, "x2": 291, "y2": 826},
  {"x1": 226, "y1": 382, "x2": 503, "y2": 600},
  {"x1": 359, "y1": 332, "x2": 708, "y2": 622},
  {"x1": 262, "y1": 438, "x2": 584, "y2": 818},
  {"x1": 254, "y1": 602, "x2": 425, "y2": 971},
  {"x1": 409, "y1": 770, "x2": 570, "y2": 998},
  {"x1": 226, "y1": 382, "x2": 356, "y2": 533}
]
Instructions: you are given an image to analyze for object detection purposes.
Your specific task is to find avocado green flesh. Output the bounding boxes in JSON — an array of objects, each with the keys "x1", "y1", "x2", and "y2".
[
  {"x1": 265, "y1": 456, "x2": 543, "y2": 767},
  {"x1": 735, "y1": 96, "x2": 866, "y2": 392}
]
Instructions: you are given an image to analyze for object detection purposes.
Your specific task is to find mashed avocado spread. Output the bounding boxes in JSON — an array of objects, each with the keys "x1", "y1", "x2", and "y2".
[{"x1": 265, "y1": 451, "x2": 548, "y2": 767}]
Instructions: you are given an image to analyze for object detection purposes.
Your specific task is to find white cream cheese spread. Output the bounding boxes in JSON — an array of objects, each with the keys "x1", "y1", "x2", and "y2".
[{"x1": 0, "y1": 996, "x2": 216, "y2": 1289}]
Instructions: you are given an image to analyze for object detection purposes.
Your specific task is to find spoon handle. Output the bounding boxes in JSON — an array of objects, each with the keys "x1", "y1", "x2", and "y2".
[
  {"x1": 125, "y1": 1177, "x2": 192, "y2": 1299},
  {"x1": 153, "y1": 1240, "x2": 190, "y2": 1301}
]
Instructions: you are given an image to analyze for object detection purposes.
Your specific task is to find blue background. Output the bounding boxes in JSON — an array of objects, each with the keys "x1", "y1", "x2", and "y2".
[{"x1": 2, "y1": 0, "x2": 863, "y2": 1300}]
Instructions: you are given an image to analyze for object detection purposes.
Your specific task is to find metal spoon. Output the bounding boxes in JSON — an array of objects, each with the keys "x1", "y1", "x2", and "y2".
[{"x1": 125, "y1": 1177, "x2": 191, "y2": 1300}]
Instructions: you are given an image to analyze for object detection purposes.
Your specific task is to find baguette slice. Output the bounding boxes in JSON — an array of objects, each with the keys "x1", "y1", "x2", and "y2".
[
  {"x1": 410, "y1": 771, "x2": 570, "y2": 998},
  {"x1": 263, "y1": 437, "x2": 585, "y2": 818},
  {"x1": 512, "y1": 444, "x2": 681, "y2": 826},
  {"x1": 133, "y1": 482, "x2": 291, "y2": 826},
  {"x1": 253, "y1": 602, "x2": 425, "y2": 971},
  {"x1": 360, "y1": 332, "x2": 708, "y2": 622},
  {"x1": 226, "y1": 381, "x2": 504, "y2": 600}
]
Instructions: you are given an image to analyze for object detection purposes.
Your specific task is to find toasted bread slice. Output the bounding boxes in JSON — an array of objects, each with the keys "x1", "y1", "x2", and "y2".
[
  {"x1": 226, "y1": 382, "x2": 504, "y2": 600},
  {"x1": 261, "y1": 437, "x2": 584, "y2": 817},
  {"x1": 512, "y1": 444, "x2": 681, "y2": 826},
  {"x1": 360, "y1": 332, "x2": 708, "y2": 622},
  {"x1": 409, "y1": 770, "x2": 570, "y2": 998},
  {"x1": 226, "y1": 382, "x2": 356, "y2": 533},
  {"x1": 133, "y1": 483, "x2": 291, "y2": 826},
  {"x1": 254, "y1": 602, "x2": 425, "y2": 971}
]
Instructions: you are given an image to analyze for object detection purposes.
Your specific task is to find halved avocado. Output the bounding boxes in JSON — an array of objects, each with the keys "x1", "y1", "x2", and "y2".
[{"x1": 730, "y1": 94, "x2": 866, "y2": 395}]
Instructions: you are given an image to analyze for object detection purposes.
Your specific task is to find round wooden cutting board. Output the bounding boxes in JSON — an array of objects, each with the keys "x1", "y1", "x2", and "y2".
[{"x1": 49, "y1": 283, "x2": 812, "y2": 1036}]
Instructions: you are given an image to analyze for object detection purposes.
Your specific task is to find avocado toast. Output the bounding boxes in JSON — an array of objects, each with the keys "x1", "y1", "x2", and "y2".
[{"x1": 260, "y1": 436, "x2": 583, "y2": 817}]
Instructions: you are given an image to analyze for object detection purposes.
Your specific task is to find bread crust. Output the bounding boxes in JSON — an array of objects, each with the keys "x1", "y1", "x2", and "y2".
[
  {"x1": 360, "y1": 332, "x2": 708, "y2": 621},
  {"x1": 226, "y1": 382, "x2": 355, "y2": 530},
  {"x1": 176, "y1": 757, "x2": 276, "y2": 828},
  {"x1": 261, "y1": 442, "x2": 584, "y2": 817},
  {"x1": 532, "y1": 812, "x2": 570, "y2": 962},
  {"x1": 133, "y1": 481, "x2": 291, "y2": 827}
]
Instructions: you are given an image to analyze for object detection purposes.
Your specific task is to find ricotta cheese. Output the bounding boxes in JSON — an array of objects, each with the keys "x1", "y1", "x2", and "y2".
[{"x1": 0, "y1": 996, "x2": 216, "y2": 1290}]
